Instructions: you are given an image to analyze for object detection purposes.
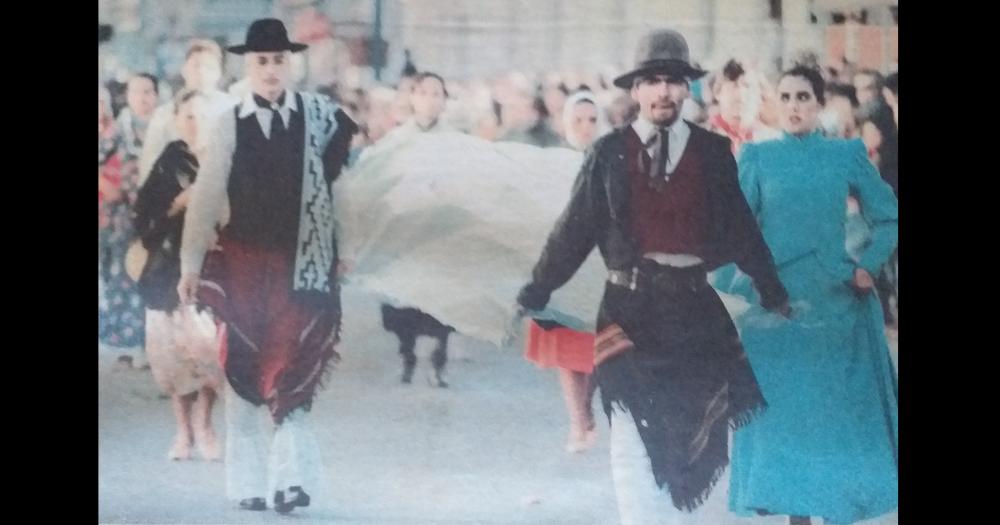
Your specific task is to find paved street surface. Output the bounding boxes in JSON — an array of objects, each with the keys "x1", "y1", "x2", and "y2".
[{"x1": 99, "y1": 288, "x2": 899, "y2": 524}]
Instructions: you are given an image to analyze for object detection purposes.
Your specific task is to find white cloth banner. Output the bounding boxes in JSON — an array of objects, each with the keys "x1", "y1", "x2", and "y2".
[{"x1": 334, "y1": 132, "x2": 750, "y2": 345}]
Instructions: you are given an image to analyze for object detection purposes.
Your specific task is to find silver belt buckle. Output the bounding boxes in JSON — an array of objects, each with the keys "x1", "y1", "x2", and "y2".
[{"x1": 608, "y1": 267, "x2": 638, "y2": 290}]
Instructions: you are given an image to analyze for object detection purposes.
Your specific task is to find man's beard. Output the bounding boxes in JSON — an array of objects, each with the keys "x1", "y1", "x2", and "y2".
[{"x1": 651, "y1": 111, "x2": 678, "y2": 126}]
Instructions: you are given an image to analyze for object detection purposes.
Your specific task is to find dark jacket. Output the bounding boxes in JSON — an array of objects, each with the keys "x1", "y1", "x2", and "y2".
[
  {"x1": 133, "y1": 140, "x2": 197, "y2": 310},
  {"x1": 518, "y1": 122, "x2": 788, "y2": 311}
]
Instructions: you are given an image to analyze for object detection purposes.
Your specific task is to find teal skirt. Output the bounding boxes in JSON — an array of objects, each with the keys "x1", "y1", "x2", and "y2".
[{"x1": 726, "y1": 249, "x2": 898, "y2": 524}]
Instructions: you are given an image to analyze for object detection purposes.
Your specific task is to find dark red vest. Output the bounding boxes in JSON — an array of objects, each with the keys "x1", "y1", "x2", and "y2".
[{"x1": 624, "y1": 126, "x2": 710, "y2": 256}]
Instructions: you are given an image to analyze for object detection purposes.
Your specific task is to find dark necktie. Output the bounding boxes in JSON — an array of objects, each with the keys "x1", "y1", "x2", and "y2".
[
  {"x1": 253, "y1": 93, "x2": 286, "y2": 140},
  {"x1": 648, "y1": 127, "x2": 669, "y2": 192}
]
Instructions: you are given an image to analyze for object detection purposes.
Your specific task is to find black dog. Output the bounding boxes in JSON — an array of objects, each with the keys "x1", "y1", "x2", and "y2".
[{"x1": 381, "y1": 304, "x2": 454, "y2": 387}]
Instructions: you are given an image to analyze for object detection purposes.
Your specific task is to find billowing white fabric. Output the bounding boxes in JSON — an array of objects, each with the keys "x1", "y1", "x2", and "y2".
[{"x1": 335, "y1": 132, "x2": 751, "y2": 345}]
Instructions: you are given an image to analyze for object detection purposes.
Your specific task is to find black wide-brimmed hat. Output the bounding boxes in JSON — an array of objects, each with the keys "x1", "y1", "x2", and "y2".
[
  {"x1": 227, "y1": 18, "x2": 308, "y2": 55},
  {"x1": 613, "y1": 29, "x2": 708, "y2": 89}
]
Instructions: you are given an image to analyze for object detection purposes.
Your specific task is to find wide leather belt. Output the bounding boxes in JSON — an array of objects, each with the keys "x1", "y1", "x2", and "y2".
[{"x1": 608, "y1": 261, "x2": 708, "y2": 294}]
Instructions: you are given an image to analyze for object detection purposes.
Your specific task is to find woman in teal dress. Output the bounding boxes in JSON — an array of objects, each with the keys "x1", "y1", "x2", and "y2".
[{"x1": 725, "y1": 66, "x2": 898, "y2": 525}]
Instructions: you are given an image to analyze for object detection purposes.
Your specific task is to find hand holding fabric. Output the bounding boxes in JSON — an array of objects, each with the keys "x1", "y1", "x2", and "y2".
[
  {"x1": 516, "y1": 283, "x2": 551, "y2": 313},
  {"x1": 177, "y1": 273, "x2": 201, "y2": 305}
]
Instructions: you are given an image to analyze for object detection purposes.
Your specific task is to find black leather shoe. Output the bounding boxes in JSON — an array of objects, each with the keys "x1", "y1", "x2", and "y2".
[
  {"x1": 274, "y1": 486, "x2": 310, "y2": 514},
  {"x1": 238, "y1": 497, "x2": 267, "y2": 511}
]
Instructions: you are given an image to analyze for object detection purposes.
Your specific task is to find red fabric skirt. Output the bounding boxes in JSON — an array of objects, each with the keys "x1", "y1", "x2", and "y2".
[{"x1": 524, "y1": 320, "x2": 595, "y2": 374}]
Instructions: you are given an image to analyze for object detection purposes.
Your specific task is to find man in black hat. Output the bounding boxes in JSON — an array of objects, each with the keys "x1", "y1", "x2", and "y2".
[
  {"x1": 516, "y1": 29, "x2": 789, "y2": 524},
  {"x1": 177, "y1": 18, "x2": 357, "y2": 515}
]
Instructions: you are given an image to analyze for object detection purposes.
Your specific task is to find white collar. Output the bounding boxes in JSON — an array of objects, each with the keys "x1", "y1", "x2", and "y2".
[
  {"x1": 631, "y1": 116, "x2": 689, "y2": 145},
  {"x1": 238, "y1": 90, "x2": 298, "y2": 120}
]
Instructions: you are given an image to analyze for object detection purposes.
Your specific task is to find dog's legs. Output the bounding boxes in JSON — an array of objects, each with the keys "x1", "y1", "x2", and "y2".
[
  {"x1": 430, "y1": 332, "x2": 450, "y2": 388},
  {"x1": 399, "y1": 333, "x2": 417, "y2": 384}
]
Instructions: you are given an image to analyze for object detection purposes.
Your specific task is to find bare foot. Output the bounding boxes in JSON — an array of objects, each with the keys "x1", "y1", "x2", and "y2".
[
  {"x1": 198, "y1": 433, "x2": 222, "y2": 461},
  {"x1": 168, "y1": 435, "x2": 192, "y2": 461},
  {"x1": 565, "y1": 424, "x2": 598, "y2": 454},
  {"x1": 195, "y1": 427, "x2": 221, "y2": 461}
]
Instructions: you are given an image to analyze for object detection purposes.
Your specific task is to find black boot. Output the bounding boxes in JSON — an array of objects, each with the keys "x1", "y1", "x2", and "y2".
[
  {"x1": 238, "y1": 497, "x2": 267, "y2": 511},
  {"x1": 274, "y1": 486, "x2": 310, "y2": 514}
]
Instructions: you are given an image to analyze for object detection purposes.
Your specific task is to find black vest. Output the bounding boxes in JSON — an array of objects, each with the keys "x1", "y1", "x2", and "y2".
[{"x1": 225, "y1": 94, "x2": 306, "y2": 250}]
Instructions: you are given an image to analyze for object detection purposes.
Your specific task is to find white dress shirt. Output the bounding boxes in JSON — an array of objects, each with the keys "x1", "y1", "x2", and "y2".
[
  {"x1": 238, "y1": 90, "x2": 298, "y2": 139},
  {"x1": 631, "y1": 116, "x2": 691, "y2": 176}
]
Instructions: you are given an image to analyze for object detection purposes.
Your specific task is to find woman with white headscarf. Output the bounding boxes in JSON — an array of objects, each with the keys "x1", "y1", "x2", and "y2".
[
  {"x1": 523, "y1": 91, "x2": 610, "y2": 453},
  {"x1": 561, "y1": 90, "x2": 609, "y2": 151}
]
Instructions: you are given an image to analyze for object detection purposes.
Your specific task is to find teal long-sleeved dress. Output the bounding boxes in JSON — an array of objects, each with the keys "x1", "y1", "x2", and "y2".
[{"x1": 725, "y1": 132, "x2": 898, "y2": 524}]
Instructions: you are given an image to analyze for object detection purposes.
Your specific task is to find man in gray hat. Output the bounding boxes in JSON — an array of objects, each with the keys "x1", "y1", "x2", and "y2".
[
  {"x1": 178, "y1": 18, "x2": 358, "y2": 515},
  {"x1": 517, "y1": 29, "x2": 789, "y2": 524}
]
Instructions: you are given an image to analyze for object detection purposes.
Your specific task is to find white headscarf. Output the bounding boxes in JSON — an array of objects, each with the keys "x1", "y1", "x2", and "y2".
[{"x1": 562, "y1": 91, "x2": 610, "y2": 151}]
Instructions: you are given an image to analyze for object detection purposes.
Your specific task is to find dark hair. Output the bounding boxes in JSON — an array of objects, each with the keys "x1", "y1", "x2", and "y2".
[
  {"x1": 860, "y1": 109, "x2": 895, "y2": 142},
  {"x1": 533, "y1": 95, "x2": 549, "y2": 119},
  {"x1": 884, "y1": 72, "x2": 897, "y2": 97},
  {"x1": 856, "y1": 69, "x2": 885, "y2": 92},
  {"x1": 632, "y1": 72, "x2": 689, "y2": 89},
  {"x1": 401, "y1": 49, "x2": 418, "y2": 77},
  {"x1": 790, "y1": 50, "x2": 821, "y2": 71},
  {"x1": 173, "y1": 89, "x2": 202, "y2": 114},
  {"x1": 826, "y1": 83, "x2": 858, "y2": 107},
  {"x1": 621, "y1": 98, "x2": 640, "y2": 124},
  {"x1": 712, "y1": 59, "x2": 746, "y2": 92},
  {"x1": 492, "y1": 99, "x2": 503, "y2": 126},
  {"x1": 859, "y1": 105, "x2": 898, "y2": 183},
  {"x1": 548, "y1": 82, "x2": 569, "y2": 96},
  {"x1": 131, "y1": 73, "x2": 160, "y2": 95},
  {"x1": 720, "y1": 59, "x2": 746, "y2": 84},
  {"x1": 781, "y1": 65, "x2": 825, "y2": 105},
  {"x1": 414, "y1": 71, "x2": 448, "y2": 98}
]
